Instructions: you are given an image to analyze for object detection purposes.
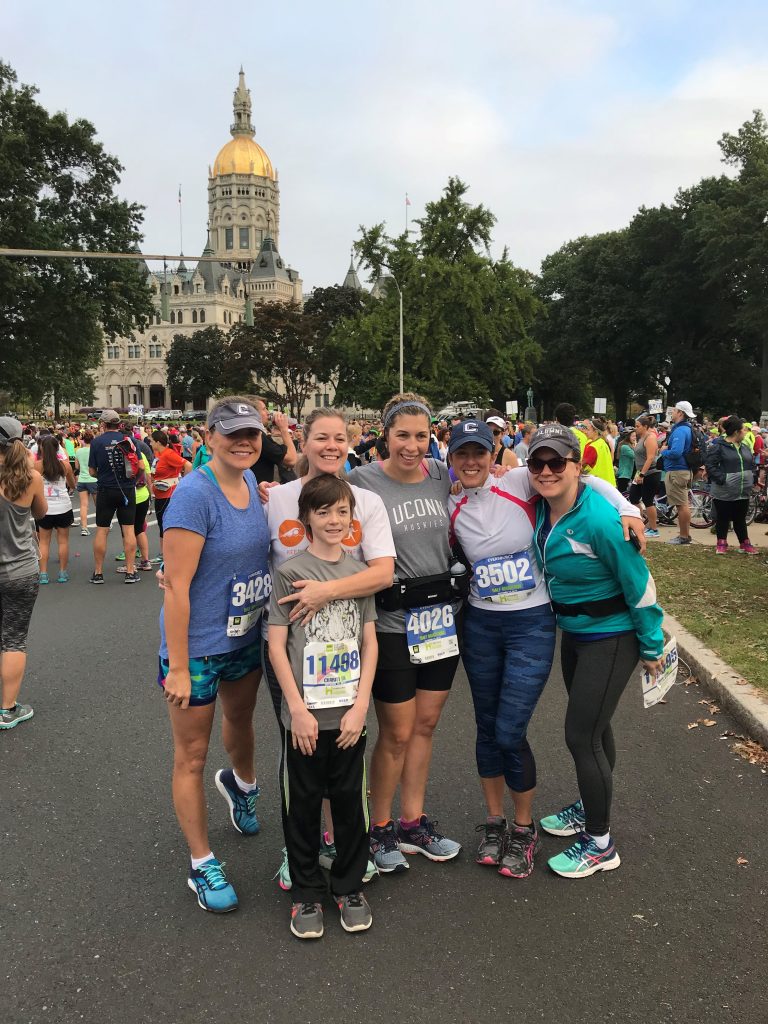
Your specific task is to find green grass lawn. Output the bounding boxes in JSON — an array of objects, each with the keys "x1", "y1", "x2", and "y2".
[{"x1": 646, "y1": 543, "x2": 768, "y2": 693}]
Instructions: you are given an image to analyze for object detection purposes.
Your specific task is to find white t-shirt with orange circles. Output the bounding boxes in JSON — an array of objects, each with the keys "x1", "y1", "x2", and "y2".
[{"x1": 264, "y1": 477, "x2": 396, "y2": 635}]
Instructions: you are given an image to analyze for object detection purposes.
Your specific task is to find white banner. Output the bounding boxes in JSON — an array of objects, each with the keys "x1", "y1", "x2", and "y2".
[
  {"x1": 505, "y1": 400, "x2": 518, "y2": 415},
  {"x1": 594, "y1": 398, "x2": 607, "y2": 414}
]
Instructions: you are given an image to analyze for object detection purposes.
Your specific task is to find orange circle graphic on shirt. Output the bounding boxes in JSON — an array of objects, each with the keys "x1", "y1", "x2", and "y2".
[
  {"x1": 342, "y1": 519, "x2": 363, "y2": 547},
  {"x1": 278, "y1": 519, "x2": 306, "y2": 547}
]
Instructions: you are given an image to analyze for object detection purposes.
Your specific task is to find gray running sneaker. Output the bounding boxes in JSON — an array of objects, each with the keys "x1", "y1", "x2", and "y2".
[
  {"x1": 336, "y1": 892, "x2": 372, "y2": 933},
  {"x1": 369, "y1": 821, "x2": 409, "y2": 873},
  {"x1": 0, "y1": 703, "x2": 34, "y2": 730},
  {"x1": 475, "y1": 816, "x2": 507, "y2": 865},
  {"x1": 498, "y1": 823, "x2": 541, "y2": 879},
  {"x1": 290, "y1": 902, "x2": 324, "y2": 939},
  {"x1": 396, "y1": 815, "x2": 462, "y2": 862}
]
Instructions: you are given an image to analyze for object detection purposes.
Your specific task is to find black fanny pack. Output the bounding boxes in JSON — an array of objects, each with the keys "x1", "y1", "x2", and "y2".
[
  {"x1": 551, "y1": 594, "x2": 628, "y2": 618},
  {"x1": 377, "y1": 572, "x2": 454, "y2": 612}
]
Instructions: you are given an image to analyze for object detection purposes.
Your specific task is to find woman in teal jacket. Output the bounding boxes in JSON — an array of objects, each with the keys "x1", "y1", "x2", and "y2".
[{"x1": 527, "y1": 424, "x2": 665, "y2": 878}]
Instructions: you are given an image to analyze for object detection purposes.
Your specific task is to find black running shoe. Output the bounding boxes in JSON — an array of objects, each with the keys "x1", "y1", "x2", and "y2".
[
  {"x1": 90, "y1": 572, "x2": 105, "y2": 584},
  {"x1": 475, "y1": 817, "x2": 506, "y2": 865},
  {"x1": 498, "y1": 823, "x2": 541, "y2": 879}
]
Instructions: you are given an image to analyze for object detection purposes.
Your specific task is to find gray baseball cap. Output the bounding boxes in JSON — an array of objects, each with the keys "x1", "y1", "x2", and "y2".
[
  {"x1": 0, "y1": 416, "x2": 22, "y2": 447},
  {"x1": 527, "y1": 424, "x2": 581, "y2": 460},
  {"x1": 207, "y1": 401, "x2": 266, "y2": 434},
  {"x1": 99, "y1": 409, "x2": 121, "y2": 424}
]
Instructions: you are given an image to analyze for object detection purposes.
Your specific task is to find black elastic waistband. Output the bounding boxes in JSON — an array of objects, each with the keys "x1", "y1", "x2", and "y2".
[{"x1": 551, "y1": 594, "x2": 628, "y2": 618}]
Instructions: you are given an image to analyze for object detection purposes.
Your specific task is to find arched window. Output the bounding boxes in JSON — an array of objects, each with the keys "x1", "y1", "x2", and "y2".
[
  {"x1": 178, "y1": 311, "x2": 183, "y2": 325},
  {"x1": 170, "y1": 311, "x2": 176, "y2": 325},
  {"x1": 200, "y1": 310, "x2": 206, "y2": 323},
  {"x1": 192, "y1": 310, "x2": 198, "y2": 323}
]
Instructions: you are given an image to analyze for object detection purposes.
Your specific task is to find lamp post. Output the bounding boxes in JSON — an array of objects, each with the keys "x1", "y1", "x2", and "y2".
[{"x1": 382, "y1": 267, "x2": 404, "y2": 393}]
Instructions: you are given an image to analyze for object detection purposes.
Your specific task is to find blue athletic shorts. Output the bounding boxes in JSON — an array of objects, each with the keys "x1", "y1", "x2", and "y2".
[{"x1": 157, "y1": 636, "x2": 262, "y2": 706}]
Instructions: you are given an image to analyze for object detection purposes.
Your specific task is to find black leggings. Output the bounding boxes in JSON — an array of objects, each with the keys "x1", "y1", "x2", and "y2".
[
  {"x1": 561, "y1": 630, "x2": 640, "y2": 835},
  {"x1": 713, "y1": 498, "x2": 748, "y2": 543},
  {"x1": 0, "y1": 572, "x2": 40, "y2": 653}
]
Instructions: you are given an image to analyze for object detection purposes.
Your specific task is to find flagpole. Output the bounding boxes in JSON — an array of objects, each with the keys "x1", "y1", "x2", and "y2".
[
  {"x1": 405, "y1": 192, "x2": 409, "y2": 235},
  {"x1": 178, "y1": 185, "x2": 184, "y2": 255}
]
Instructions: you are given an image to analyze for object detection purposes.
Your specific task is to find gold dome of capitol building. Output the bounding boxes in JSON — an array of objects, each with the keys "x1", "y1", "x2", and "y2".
[{"x1": 213, "y1": 136, "x2": 275, "y2": 180}]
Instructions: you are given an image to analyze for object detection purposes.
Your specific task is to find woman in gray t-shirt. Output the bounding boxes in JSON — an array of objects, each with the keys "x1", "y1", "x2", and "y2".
[
  {"x1": 347, "y1": 392, "x2": 463, "y2": 873},
  {"x1": 0, "y1": 417, "x2": 47, "y2": 730}
]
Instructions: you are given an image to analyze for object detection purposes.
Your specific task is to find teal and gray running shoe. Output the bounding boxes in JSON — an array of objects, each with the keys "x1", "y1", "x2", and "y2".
[
  {"x1": 274, "y1": 847, "x2": 292, "y2": 891},
  {"x1": 539, "y1": 799, "x2": 585, "y2": 837},
  {"x1": 0, "y1": 703, "x2": 34, "y2": 730},
  {"x1": 319, "y1": 831, "x2": 378, "y2": 883},
  {"x1": 396, "y1": 815, "x2": 461, "y2": 862},
  {"x1": 215, "y1": 768, "x2": 260, "y2": 835},
  {"x1": 370, "y1": 821, "x2": 409, "y2": 873},
  {"x1": 548, "y1": 834, "x2": 621, "y2": 878},
  {"x1": 187, "y1": 857, "x2": 238, "y2": 912}
]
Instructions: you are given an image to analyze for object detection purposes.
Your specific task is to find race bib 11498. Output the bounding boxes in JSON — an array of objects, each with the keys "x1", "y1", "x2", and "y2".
[{"x1": 302, "y1": 639, "x2": 360, "y2": 709}]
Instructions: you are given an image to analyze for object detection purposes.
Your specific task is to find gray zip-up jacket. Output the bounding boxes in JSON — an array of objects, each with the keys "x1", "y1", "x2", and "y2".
[{"x1": 704, "y1": 436, "x2": 754, "y2": 501}]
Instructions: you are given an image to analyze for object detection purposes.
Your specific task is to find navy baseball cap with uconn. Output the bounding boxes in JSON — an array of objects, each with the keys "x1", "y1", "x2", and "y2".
[
  {"x1": 448, "y1": 419, "x2": 494, "y2": 454},
  {"x1": 207, "y1": 401, "x2": 266, "y2": 434}
]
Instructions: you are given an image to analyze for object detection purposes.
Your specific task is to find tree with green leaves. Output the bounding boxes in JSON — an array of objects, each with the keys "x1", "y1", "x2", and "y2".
[
  {"x1": 225, "y1": 303, "x2": 329, "y2": 418},
  {"x1": 330, "y1": 177, "x2": 540, "y2": 411},
  {"x1": 685, "y1": 111, "x2": 768, "y2": 413},
  {"x1": 165, "y1": 327, "x2": 228, "y2": 405},
  {"x1": 0, "y1": 62, "x2": 153, "y2": 410}
]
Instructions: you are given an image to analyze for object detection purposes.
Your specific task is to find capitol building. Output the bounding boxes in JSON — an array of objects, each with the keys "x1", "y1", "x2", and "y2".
[{"x1": 93, "y1": 70, "x2": 303, "y2": 411}]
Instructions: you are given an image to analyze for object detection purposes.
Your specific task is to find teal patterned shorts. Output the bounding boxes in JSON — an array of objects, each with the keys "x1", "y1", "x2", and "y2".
[{"x1": 157, "y1": 637, "x2": 262, "y2": 706}]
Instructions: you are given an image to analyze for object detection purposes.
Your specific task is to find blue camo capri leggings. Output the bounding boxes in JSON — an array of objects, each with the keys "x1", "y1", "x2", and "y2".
[
  {"x1": 0, "y1": 573, "x2": 40, "y2": 652},
  {"x1": 463, "y1": 602, "x2": 556, "y2": 792}
]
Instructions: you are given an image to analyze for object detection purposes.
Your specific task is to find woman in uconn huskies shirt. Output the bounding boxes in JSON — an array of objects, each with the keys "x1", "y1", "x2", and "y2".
[
  {"x1": 448, "y1": 419, "x2": 642, "y2": 880},
  {"x1": 347, "y1": 393, "x2": 465, "y2": 874}
]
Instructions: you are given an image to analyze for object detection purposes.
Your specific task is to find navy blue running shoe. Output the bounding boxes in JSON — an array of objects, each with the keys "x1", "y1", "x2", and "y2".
[{"x1": 215, "y1": 768, "x2": 260, "y2": 835}]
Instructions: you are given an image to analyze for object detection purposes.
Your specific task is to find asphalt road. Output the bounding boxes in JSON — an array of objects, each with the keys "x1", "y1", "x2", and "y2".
[{"x1": 3, "y1": 519, "x2": 767, "y2": 1024}]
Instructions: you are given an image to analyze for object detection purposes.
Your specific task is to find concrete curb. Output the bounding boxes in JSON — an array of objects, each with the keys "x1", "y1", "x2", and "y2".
[{"x1": 664, "y1": 611, "x2": 768, "y2": 748}]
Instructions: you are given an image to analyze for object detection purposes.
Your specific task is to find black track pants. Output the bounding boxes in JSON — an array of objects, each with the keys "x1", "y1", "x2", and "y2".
[{"x1": 279, "y1": 727, "x2": 369, "y2": 903}]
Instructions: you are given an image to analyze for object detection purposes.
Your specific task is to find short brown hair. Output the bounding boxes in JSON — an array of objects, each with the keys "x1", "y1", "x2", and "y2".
[{"x1": 298, "y1": 475, "x2": 356, "y2": 535}]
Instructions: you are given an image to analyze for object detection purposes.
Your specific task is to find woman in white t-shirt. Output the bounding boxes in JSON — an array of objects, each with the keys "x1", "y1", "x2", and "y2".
[{"x1": 34, "y1": 434, "x2": 75, "y2": 583}]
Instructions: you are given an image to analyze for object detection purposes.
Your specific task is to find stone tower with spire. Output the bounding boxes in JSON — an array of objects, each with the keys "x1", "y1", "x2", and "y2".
[{"x1": 207, "y1": 68, "x2": 281, "y2": 266}]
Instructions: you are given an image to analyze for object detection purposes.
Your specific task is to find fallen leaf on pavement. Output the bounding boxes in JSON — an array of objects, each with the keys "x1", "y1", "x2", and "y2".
[
  {"x1": 702, "y1": 719, "x2": 717, "y2": 727},
  {"x1": 737, "y1": 857, "x2": 749, "y2": 866},
  {"x1": 687, "y1": 722, "x2": 699, "y2": 730},
  {"x1": 732, "y1": 738, "x2": 768, "y2": 767},
  {"x1": 736, "y1": 678, "x2": 749, "y2": 686}
]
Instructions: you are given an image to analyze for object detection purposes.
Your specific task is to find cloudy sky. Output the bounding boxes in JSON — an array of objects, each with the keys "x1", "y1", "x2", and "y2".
[{"x1": 3, "y1": 0, "x2": 768, "y2": 290}]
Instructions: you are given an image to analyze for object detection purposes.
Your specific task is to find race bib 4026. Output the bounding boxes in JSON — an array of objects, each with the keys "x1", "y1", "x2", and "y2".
[{"x1": 406, "y1": 603, "x2": 459, "y2": 664}]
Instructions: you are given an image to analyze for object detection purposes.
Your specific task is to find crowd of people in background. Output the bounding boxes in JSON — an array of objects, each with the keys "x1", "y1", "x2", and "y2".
[{"x1": 0, "y1": 392, "x2": 764, "y2": 939}]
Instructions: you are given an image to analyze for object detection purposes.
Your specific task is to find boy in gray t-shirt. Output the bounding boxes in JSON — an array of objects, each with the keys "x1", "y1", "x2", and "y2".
[{"x1": 268, "y1": 476, "x2": 377, "y2": 939}]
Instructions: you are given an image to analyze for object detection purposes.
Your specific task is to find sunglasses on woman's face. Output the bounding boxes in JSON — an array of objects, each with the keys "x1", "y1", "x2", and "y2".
[
  {"x1": 491, "y1": 429, "x2": 503, "y2": 437},
  {"x1": 528, "y1": 455, "x2": 577, "y2": 475}
]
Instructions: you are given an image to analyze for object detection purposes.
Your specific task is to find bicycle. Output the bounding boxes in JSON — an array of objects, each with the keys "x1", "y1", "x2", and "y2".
[{"x1": 688, "y1": 486, "x2": 714, "y2": 529}]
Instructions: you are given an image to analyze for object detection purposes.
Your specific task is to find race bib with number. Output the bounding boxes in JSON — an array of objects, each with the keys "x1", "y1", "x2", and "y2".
[
  {"x1": 226, "y1": 568, "x2": 272, "y2": 638},
  {"x1": 473, "y1": 550, "x2": 536, "y2": 604},
  {"x1": 641, "y1": 637, "x2": 678, "y2": 708},
  {"x1": 302, "y1": 639, "x2": 361, "y2": 709},
  {"x1": 406, "y1": 603, "x2": 459, "y2": 664}
]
